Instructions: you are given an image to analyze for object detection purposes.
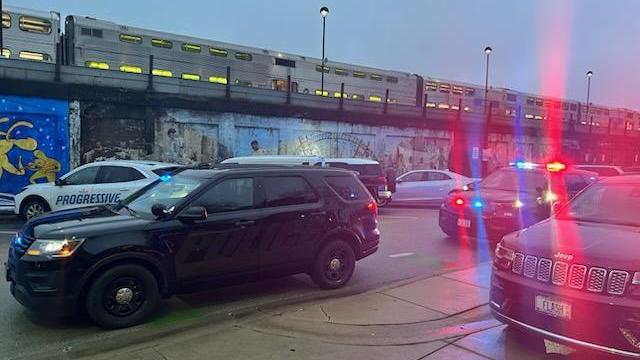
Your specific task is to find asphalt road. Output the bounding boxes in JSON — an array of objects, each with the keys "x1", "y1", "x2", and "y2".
[{"x1": 0, "y1": 208, "x2": 501, "y2": 359}]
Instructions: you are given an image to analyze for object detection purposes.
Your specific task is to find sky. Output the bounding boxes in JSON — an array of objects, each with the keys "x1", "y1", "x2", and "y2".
[{"x1": 10, "y1": 0, "x2": 640, "y2": 110}]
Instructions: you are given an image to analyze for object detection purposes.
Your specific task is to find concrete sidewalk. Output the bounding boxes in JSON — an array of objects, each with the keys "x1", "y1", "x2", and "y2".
[{"x1": 35, "y1": 263, "x2": 576, "y2": 360}]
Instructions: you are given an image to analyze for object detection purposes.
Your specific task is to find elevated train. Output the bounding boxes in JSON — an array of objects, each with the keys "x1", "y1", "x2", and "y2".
[{"x1": 3, "y1": 5, "x2": 640, "y2": 140}]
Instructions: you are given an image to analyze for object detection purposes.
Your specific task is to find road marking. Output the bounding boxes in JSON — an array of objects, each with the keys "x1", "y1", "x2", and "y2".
[
  {"x1": 0, "y1": 231, "x2": 17, "y2": 235},
  {"x1": 389, "y1": 252, "x2": 415, "y2": 258}
]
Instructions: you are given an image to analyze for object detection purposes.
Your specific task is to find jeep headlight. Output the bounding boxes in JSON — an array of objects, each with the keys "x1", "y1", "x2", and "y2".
[{"x1": 26, "y1": 238, "x2": 84, "y2": 257}]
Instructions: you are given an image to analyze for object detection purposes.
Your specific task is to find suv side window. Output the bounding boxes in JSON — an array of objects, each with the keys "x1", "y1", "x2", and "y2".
[
  {"x1": 427, "y1": 172, "x2": 451, "y2": 181},
  {"x1": 97, "y1": 166, "x2": 146, "y2": 184},
  {"x1": 64, "y1": 166, "x2": 100, "y2": 185},
  {"x1": 193, "y1": 178, "x2": 254, "y2": 213},
  {"x1": 400, "y1": 172, "x2": 425, "y2": 182},
  {"x1": 326, "y1": 175, "x2": 369, "y2": 200},
  {"x1": 264, "y1": 176, "x2": 318, "y2": 207}
]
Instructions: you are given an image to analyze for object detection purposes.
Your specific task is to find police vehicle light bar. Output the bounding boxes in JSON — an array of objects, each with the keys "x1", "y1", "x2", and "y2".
[
  {"x1": 546, "y1": 161, "x2": 567, "y2": 173},
  {"x1": 510, "y1": 161, "x2": 537, "y2": 169}
]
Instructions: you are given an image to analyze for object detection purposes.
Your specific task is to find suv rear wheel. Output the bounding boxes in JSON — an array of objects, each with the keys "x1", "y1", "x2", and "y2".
[
  {"x1": 311, "y1": 239, "x2": 356, "y2": 289},
  {"x1": 20, "y1": 198, "x2": 50, "y2": 220},
  {"x1": 85, "y1": 264, "x2": 159, "y2": 329}
]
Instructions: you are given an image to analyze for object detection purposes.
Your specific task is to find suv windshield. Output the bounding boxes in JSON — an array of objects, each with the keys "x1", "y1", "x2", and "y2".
[
  {"x1": 480, "y1": 169, "x2": 547, "y2": 193},
  {"x1": 119, "y1": 174, "x2": 204, "y2": 218},
  {"x1": 556, "y1": 183, "x2": 640, "y2": 226},
  {"x1": 327, "y1": 163, "x2": 382, "y2": 176}
]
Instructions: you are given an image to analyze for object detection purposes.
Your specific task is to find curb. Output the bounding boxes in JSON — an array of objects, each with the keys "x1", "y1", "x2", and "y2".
[{"x1": 12, "y1": 262, "x2": 493, "y2": 360}]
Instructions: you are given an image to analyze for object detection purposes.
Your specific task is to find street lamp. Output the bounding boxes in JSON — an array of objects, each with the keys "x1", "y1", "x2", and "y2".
[
  {"x1": 320, "y1": 6, "x2": 329, "y2": 94},
  {"x1": 586, "y1": 70, "x2": 593, "y2": 131},
  {"x1": 483, "y1": 46, "x2": 492, "y2": 112}
]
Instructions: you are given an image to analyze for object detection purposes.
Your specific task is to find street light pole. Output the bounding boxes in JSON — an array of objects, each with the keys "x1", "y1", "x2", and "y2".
[
  {"x1": 586, "y1": 70, "x2": 593, "y2": 132},
  {"x1": 320, "y1": 6, "x2": 329, "y2": 94},
  {"x1": 483, "y1": 46, "x2": 492, "y2": 113}
]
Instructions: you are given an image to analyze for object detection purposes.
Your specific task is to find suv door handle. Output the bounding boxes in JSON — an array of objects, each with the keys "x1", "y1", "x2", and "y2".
[
  {"x1": 234, "y1": 220, "x2": 255, "y2": 226},
  {"x1": 119, "y1": 188, "x2": 130, "y2": 192}
]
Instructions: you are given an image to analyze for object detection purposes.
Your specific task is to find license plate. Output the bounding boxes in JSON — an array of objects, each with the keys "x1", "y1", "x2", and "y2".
[
  {"x1": 535, "y1": 295, "x2": 571, "y2": 320},
  {"x1": 457, "y1": 218, "x2": 471, "y2": 228}
]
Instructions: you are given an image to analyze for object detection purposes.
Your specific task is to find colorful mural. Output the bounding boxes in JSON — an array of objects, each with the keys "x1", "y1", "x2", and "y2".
[{"x1": 0, "y1": 96, "x2": 69, "y2": 194}]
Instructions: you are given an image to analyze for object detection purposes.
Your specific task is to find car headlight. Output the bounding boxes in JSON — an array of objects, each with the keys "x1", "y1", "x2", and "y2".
[
  {"x1": 494, "y1": 241, "x2": 516, "y2": 270},
  {"x1": 26, "y1": 238, "x2": 85, "y2": 257}
]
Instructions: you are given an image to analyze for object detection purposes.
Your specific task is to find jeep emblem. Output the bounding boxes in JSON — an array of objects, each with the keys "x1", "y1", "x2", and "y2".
[{"x1": 554, "y1": 252, "x2": 573, "y2": 261}]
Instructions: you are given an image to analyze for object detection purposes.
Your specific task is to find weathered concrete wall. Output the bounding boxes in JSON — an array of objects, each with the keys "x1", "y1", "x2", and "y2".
[
  {"x1": 0, "y1": 95, "x2": 70, "y2": 194},
  {"x1": 80, "y1": 105, "x2": 453, "y2": 175}
]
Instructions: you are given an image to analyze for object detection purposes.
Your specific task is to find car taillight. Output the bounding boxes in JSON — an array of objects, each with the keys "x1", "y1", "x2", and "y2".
[
  {"x1": 494, "y1": 241, "x2": 515, "y2": 270},
  {"x1": 367, "y1": 200, "x2": 378, "y2": 216},
  {"x1": 452, "y1": 197, "x2": 465, "y2": 207}
]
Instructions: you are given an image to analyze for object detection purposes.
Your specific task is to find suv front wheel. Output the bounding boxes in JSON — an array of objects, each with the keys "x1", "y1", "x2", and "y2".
[
  {"x1": 85, "y1": 264, "x2": 160, "y2": 329},
  {"x1": 311, "y1": 239, "x2": 356, "y2": 289}
]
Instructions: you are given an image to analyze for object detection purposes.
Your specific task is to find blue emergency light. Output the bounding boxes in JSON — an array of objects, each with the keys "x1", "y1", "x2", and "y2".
[{"x1": 159, "y1": 175, "x2": 172, "y2": 182}]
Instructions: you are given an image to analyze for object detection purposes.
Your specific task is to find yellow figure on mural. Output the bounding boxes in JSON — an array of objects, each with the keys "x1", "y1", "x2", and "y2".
[
  {"x1": 27, "y1": 150, "x2": 61, "y2": 183},
  {"x1": 0, "y1": 117, "x2": 37, "y2": 179}
]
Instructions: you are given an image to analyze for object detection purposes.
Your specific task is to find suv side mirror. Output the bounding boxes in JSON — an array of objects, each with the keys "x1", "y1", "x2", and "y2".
[
  {"x1": 178, "y1": 206, "x2": 208, "y2": 222},
  {"x1": 396, "y1": 179, "x2": 403, "y2": 184},
  {"x1": 151, "y1": 203, "x2": 168, "y2": 217}
]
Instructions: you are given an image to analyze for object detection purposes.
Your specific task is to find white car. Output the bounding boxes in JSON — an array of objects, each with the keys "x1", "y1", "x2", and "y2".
[
  {"x1": 575, "y1": 164, "x2": 625, "y2": 177},
  {"x1": 393, "y1": 169, "x2": 477, "y2": 205},
  {"x1": 14, "y1": 160, "x2": 181, "y2": 219}
]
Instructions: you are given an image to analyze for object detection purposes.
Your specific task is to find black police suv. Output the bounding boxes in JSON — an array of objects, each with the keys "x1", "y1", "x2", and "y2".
[
  {"x1": 6, "y1": 166, "x2": 380, "y2": 328},
  {"x1": 439, "y1": 162, "x2": 597, "y2": 240},
  {"x1": 491, "y1": 175, "x2": 640, "y2": 357}
]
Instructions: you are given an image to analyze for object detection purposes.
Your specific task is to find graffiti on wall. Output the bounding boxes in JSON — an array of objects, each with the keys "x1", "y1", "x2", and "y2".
[
  {"x1": 0, "y1": 96, "x2": 69, "y2": 194},
  {"x1": 77, "y1": 106, "x2": 454, "y2": 173}
]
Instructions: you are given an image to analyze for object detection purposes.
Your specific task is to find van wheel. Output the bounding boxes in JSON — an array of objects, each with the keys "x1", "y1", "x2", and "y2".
[
  {"x1": 20, "y1": 198, "x2": 50, "y2": 220},
  {"x1": 311, "y1": 240, "x2": 356, "y2": 289},
  {"x1": 85, "y1": 264, "x2": 159, "y2": 329}
]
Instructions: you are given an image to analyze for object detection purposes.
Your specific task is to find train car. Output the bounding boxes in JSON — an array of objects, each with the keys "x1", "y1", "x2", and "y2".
[
  {"x1": 1, "y1": 6, "x2": 60, "y2": 63},
  {"x1": 64, "y1": 15, "x2": 418, "y2": 106}
]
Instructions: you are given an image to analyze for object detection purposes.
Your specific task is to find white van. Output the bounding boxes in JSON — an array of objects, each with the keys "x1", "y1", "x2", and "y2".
[{"x1": 220, "y1": 155, "x2": 325, "y2": 166}]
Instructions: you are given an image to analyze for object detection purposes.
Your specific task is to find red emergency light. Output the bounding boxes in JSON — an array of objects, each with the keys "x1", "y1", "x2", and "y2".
[{"x1": 546, "y1": 161, "x2": 567, "y2": 173}]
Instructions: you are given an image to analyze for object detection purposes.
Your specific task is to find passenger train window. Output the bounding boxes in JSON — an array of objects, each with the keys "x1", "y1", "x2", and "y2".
[
  {"x1": 92, "y1": 29, "x2": 103, "y2": 38},
  {"x1": 370, "y1": 74, "x2": 383, "y2": 81},
  {"x1": 19, "y1": 51, "x2": 50, "y2": 62},
  {"x1": 506, "y1": 94, "x2": 517, "y2": 102},
  {"x1": 81, "y1": 27, "x2": 91, "y2": 36},
  {"x1": 120, "y1": 65, "x2": 143, "y2": 74},
  {"x1": 315, "y1": 65, "x2": 330, "y2": 73},
  {"x1": 386, "y1": 76, "x2": 398, "y2": 83},
  {"x1": 182, "y1": 73, "x2": 200, "y2": 81},
  {"x1": 19, "y1": 16, "x2": 51, "y2": 34},
  {"x1": 2, "y1": 13, "x2": 9, "y2": 29},
  {"x1": 452, "y1": 85, "x2": 464, "y2": 95},
  {"x1": 439, "y1": 84, "x2": 450, "y2": 93},
  {"x1": 1, "y1": 48, "x2": 9, "y2": 58},
  {"x1": 275, "y1": 58, "x2": 295, "y2": 67},
  {"x1": 353, "y1": 71, "x2": 366, "y2": 78},
  {"x1": 426, "y1": 81, "x2": 438, "y2": 91},
  {"x1": 182, "y1": 43, "x2": 201, "y2": 53},
  {"x1": 554, "y1": 102, "x2": 561, "y2": 110},
  {"x1": 352, "y1": 94, "x2": 364, "y2": 101},
  {"x1": 235, "y1": 52, "x2": 252, "y2": 61},
  {"x1": 335, "y1": 68, "x2": 348, "y2": 76},
  {"x1": 526, "y1": 97, "x2": 535, "y2": 105},
  {"x1": 563, "y1": 103, "x2": 569, "y2": 110},
  {"x1": 570, "y1": 103, "x2": 577, "y2": 111},
  {"x1": 152, "y1": 39, "x2": 173, "y2": 49},
  {"x1": 369, "y1": 95, "x2": 382, "y2": 102},
  {"x1": 210, "y1": 48, "x2": 228, "y2": 57},
  {"x1": 465, "y1": 87, "x2": 476, "y2": 96},
  {"x1": 535, "y1": 98, "x2": 543, "y2": 106},
  {"x1": 120, "y1": 34, "x2": 142, "y2": 44},
  {"x1": 209, "y1": 76, "x2": 227, "y2": 85}
]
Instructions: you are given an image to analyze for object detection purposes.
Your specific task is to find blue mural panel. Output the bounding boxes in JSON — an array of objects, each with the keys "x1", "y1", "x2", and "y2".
[{"x1": 0, "y1": 96, "x2": 69, "y2": 194}]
